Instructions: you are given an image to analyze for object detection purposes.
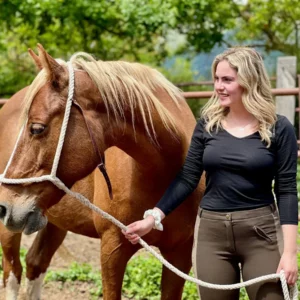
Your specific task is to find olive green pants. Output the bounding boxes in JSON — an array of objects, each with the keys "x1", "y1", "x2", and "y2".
[{"x1": 192, "y1": 204, "x2": 284, "y2": 300}]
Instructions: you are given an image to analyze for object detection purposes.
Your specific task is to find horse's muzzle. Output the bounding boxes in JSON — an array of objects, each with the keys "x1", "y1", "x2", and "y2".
[{"x1": 0, "y1": 202, "x2": 48, "y2": 235}]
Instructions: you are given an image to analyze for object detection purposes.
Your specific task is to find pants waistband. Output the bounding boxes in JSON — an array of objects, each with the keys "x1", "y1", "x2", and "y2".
[{"x1": 198, "y1": 204, "x2": 277, "y2": 221}]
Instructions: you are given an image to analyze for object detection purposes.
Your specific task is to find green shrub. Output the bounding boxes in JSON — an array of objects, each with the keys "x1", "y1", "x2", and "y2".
[
  {"x1": 122, "y1": 254, "x2": 198, "y2": 300},
  {"x1": 123, "y1": 255, "x2": 162, "y2": 299}
]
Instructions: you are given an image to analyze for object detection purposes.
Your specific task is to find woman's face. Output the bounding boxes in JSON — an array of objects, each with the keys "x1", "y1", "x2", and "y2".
[{"x1": 214, "y1": 60, "x2": 244, "y2": 108}]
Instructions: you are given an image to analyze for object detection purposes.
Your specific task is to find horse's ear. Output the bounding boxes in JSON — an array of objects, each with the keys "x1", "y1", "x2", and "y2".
[
  {"x1": 37, "y1": 43, "x2": 66, "y2": 86},
  {"x1": 28, "y1": 49, "x2": 42, "y2": 70}
]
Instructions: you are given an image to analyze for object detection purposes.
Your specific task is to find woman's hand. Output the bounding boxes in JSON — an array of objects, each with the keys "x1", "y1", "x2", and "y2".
[
  {"x1": 122, "y1": 216, "x2": 155, "y2": 244},
  {"x1": 278, "y1": 224, "x2": 299, "y2": 285},
  {"x1": 276, "y1": 251, "x2": 298, "y2": 285}
]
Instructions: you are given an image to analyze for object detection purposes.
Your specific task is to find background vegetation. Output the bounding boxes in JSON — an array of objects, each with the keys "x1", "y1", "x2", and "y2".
[{"x1": 0, "y1": 0, "x2": 300, "y2": 97}]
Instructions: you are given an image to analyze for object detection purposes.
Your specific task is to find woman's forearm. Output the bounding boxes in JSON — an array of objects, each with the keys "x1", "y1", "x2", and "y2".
[{"x1": 282, "y1": 224, "x2": 298, "y2": 253}]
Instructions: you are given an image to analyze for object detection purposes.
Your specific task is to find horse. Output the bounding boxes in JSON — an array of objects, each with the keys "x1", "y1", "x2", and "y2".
[{"x1": 0, "y1": 44, "x2": 204, "y2": 300}]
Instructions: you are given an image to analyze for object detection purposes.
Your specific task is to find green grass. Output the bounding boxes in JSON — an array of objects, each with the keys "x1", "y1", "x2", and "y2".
[{"x1": 45, "y1": 262, "x2": 103, "y2": 298}]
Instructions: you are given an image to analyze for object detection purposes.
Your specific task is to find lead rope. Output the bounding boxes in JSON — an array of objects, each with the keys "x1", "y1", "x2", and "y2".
[
  {"x1": 50, "y1": 177, "x2": 299, "y2": 300},
  {"x1": 0, "y1": 62, "x2": 297, "y2": 300}
]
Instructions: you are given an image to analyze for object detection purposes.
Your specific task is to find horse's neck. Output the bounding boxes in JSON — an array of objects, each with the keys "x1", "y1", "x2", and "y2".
[
  {"x1": 83, "y1": 86, "x2": 192, "y2": 175},
  {"x1": 105, "y1": 122, "x2": 188, "y2": 175}
]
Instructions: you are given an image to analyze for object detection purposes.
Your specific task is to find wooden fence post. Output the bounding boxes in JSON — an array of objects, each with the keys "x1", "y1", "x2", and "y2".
[{"x1": 276, "y1": 56, "x2": 297, "y2": 125}]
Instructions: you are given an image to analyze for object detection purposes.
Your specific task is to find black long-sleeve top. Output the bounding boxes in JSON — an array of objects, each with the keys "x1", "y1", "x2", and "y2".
[{"x1": 156, "y1": 115, "x2": 298, "y2": 225}]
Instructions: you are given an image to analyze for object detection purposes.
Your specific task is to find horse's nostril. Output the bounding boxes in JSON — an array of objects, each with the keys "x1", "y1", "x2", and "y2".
[{"x1": 0, "y1": 205, "x2": 7, "y2": 219}]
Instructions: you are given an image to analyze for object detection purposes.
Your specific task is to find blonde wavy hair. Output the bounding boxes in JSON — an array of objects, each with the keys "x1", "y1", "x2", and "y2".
[{"x1": 201, "y1": 47, "x2": 276, "y2": 147}]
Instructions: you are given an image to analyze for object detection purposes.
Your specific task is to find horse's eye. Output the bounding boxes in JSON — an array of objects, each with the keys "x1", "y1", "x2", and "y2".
[{"x1": 30, "y1": 123, "x2": 46, "y2": 135}]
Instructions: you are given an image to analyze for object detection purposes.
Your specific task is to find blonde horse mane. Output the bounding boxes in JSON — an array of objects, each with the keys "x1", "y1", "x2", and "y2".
[{"x1": 22, "y1": 53, "x2": 184, "y2": 142}]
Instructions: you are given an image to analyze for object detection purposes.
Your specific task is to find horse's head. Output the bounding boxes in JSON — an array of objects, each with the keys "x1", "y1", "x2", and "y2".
[
  {"x1": 0, "y1": 44, "x2": 185, "y2": 234},
  {"x1": 0, "y1": 45, "x2": 109, "y2": 234}
]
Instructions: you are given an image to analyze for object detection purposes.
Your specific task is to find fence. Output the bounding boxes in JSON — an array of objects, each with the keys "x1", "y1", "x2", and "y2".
[{"x1": 175, "y1": 77, "x2": 277, "y2": 88}]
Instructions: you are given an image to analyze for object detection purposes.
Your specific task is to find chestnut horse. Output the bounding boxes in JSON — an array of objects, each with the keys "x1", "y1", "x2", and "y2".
[{"x1": 0, "y1": 45, "x2": 204, "y2": 300}]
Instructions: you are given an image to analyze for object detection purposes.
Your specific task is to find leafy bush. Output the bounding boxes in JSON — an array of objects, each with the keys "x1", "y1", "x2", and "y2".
[
  {"x1": 123, "y1": 255, "x2": 162, "y2": 299},
  {"x1": 123, "y1": 254, "x2": 198, "y2": 300}
]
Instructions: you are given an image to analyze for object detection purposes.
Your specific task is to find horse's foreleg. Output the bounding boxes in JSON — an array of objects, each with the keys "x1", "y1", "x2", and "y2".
[
  {"x1": 160, "y1": 236, "x2": 194, "y2": 300},
  {"x1": 100, "y1": 229, "x2": 138, "y2": 300},
  {"x1": 0, "y1": 223, "x2": 22, "y2": 300},
  {"x1": 25, "y1": 222, "x2": 67, "y2": 300}
]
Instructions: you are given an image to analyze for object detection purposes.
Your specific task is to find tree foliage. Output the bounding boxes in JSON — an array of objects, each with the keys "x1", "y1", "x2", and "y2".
[
  {"x1": 0, "y1": 0, "x2": 299, "y2": 97},
  {"x1": 0, "y1": 0, "x2": 237, "y2": 96},
  {"x1": 232, "y1": 0, "x2": 300, "y2": 62},
  {"x1": 0, "y1": 0, "x2": 175, "y2": 60},
  {"x1": 171, "y1": 0, "x2": 237, "y2": 53},
  {"x1": 0, "y1": 0, "x2": 172, "y2": 95}
]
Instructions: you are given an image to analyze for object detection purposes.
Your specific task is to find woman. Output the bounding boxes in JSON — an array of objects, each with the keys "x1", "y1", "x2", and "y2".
[{"x1": 123, "y1": 47, "x2": 298, "y2": 300}]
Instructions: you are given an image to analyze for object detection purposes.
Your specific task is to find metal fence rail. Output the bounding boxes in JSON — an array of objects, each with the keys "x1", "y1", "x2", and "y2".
[
  {"x1": 1, "y1": 87, "x2": 299, "y2": 105},
  {"x1": 182, "y1": 87, "x2": 300, "y2": 99}
]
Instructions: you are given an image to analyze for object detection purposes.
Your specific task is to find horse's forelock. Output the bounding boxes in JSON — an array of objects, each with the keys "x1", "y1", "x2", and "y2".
[
  {"x1": 20, "y1": 59, "x2": 68, "y2": 128},
  {"x1": 20, "y1": 70, "x2": 47, "y2": 127}
]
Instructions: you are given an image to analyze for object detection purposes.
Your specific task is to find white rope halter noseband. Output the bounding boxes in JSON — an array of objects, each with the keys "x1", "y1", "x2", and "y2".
[
  {"x1": 0, "y1": 62, "x2": 75, "y2": 185},
  {"x1": 0, "y1": 63, "x2": 297, "y2": 300}
]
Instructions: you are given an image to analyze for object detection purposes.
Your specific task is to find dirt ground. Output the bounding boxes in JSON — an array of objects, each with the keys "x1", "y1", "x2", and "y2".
[{"x1": 0, "y1": 232, "x2": 131, "y2": 300}]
